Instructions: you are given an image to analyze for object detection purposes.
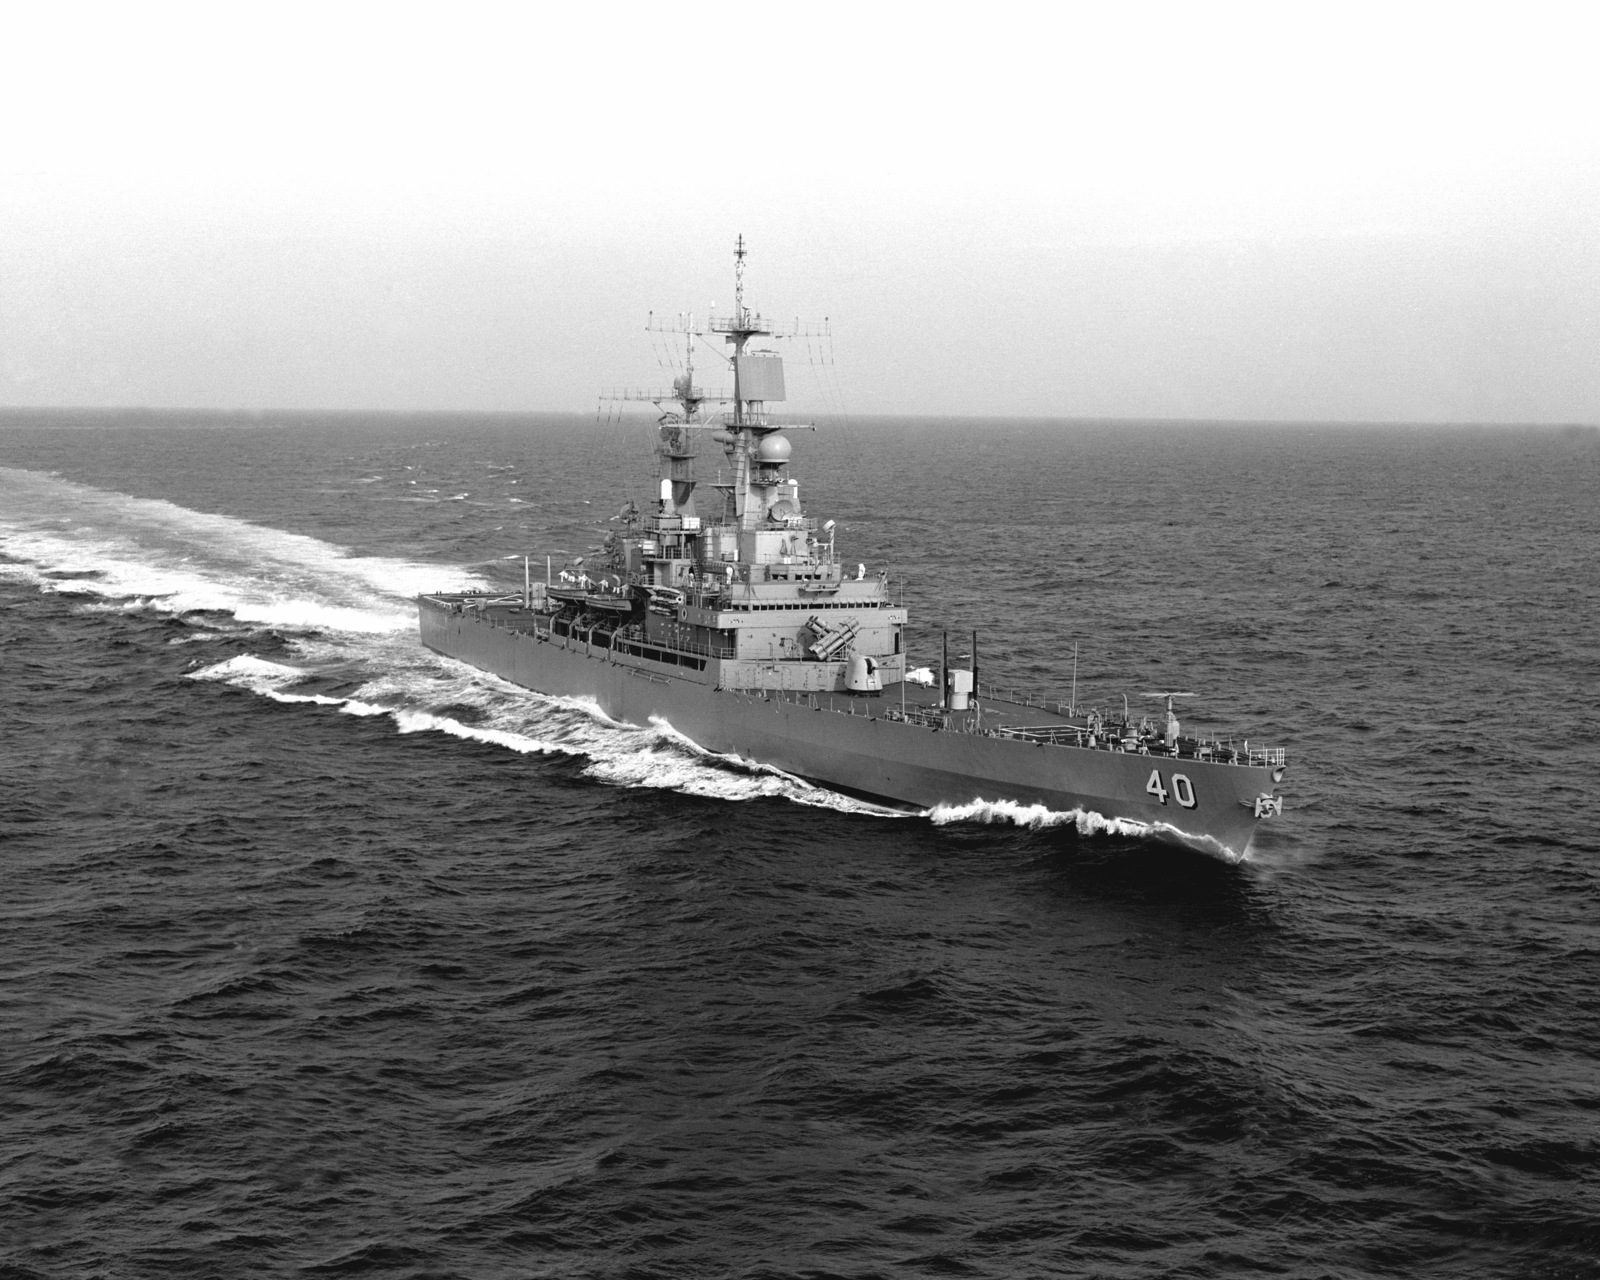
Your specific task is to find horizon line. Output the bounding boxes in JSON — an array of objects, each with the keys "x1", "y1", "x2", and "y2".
[{"x1": 1, "y1": 405, "x2": 1596, "y2": 432}]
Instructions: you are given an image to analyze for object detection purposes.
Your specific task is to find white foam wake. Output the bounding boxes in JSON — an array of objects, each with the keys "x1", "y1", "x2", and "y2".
[
  {"x1": 593, "y1": 716, "x2": 906, "y2": 814},
  {"x1": 927, "y1": 797, "x2": 1153, "y2": 836},
  {"x1": 926, "y1": 798, "x2": 1247, "y2": 862},
  {"x1": 185, "y1": 652, "x2": 898, "y2": 816},
  {"x1": 189, "y1": 654, "x2": 332, "y2": 701},
  {"x1": 0, "y1": 466, "x2": 481, "y2": 633}
]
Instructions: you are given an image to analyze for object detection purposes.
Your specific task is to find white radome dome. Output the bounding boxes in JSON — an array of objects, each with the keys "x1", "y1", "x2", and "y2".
[{"x1": 754, "y1": 434, "x2": 792, "y2": 464}]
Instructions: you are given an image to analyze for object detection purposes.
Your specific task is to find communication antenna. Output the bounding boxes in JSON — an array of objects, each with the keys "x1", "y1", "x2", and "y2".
[{"x1": 734, "y1": 233, "x2": 746, "y2": 317}]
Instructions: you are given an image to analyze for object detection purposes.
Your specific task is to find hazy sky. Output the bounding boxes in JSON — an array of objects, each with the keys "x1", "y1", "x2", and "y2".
[{"x1": 2, "y1": 1, "x2": 1596, "y2": 421}]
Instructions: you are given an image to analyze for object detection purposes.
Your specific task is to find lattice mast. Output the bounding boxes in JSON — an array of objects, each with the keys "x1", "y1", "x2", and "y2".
[
  {"x1": 705, "y1": 236, "x2": 829, "y2": 531},
  {"x1": 711, "y1": 234, "x2": 795, "y2": 429}
]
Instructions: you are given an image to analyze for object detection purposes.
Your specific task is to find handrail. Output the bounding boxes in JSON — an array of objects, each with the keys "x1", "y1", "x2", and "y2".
[
  {"x1": 612, "y1": 632, "x2": 735, "y2": 660},
  {"x1": 703, "y1": 686, "x2": 1283, "y2": 767}
]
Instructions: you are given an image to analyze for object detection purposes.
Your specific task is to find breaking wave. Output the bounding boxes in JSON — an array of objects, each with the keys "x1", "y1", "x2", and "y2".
[
  {"x1": 926, "y1": 798, "x2": 1247, "y2": 862},
  {"x1": 928, "y1": 797, "x2": 1152, "y2": 836}
]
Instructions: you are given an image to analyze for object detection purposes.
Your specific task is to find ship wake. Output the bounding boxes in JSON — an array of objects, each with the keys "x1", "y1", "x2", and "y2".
[
  {"x1": 186, "y1": 655, "x2": 897, "y2": 816},
  {"x1": 0, "y1": 467, "x2": 476, "y2": 632},
  {"x1": 0, "y1": 468, "x2": 905, "y2": 816}
]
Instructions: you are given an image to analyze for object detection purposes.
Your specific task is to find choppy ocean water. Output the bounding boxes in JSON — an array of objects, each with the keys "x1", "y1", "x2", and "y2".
[{"x1": 2, "y1": 411, "x2": 1597, "y2": 1278}]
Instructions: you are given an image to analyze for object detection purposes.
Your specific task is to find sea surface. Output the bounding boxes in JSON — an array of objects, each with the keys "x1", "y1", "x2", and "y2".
[{"x1": 2, "y1": 411, "x2": 1597, "y2": 1278}]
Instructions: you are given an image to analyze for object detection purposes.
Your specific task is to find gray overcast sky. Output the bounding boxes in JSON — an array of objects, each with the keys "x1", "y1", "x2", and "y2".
[{"x1": 2, "y1": 1, "x2": 1596, "y2": 422}]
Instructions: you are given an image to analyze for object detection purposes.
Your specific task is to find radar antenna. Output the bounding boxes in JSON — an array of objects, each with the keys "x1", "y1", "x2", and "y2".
[
  {"x1": 708, "y1": 235, "x2": 829, "y2": 430},
  {"x1": 604, "y1": 310, "x2": 730, "y2": 424}
]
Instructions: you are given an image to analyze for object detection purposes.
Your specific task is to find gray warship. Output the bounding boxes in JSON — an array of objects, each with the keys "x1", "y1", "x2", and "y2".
[{"x1": 419, "y1": 241, "x2": 1287, "y2": 858}]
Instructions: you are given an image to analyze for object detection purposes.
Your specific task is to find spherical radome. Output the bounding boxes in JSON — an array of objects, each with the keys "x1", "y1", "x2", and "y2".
[{"x1": 754, "y1": 434, "x2": 792, "y2": 464}]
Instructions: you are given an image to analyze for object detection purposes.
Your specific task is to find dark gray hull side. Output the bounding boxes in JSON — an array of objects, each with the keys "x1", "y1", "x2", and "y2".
[{"x1": 420, "y1": 602, "x2": 1273, "y2": 857}]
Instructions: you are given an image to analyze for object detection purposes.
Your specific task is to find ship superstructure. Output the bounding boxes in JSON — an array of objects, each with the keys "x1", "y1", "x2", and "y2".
[
  {"x1": 572, "y1": 236, "x2": 901, "y2": 698},
  {"x1": 418, "y1": 241, "x2": 1288, "y2": 858}
]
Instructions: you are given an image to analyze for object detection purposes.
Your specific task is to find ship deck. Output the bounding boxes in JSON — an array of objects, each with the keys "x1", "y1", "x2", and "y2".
[{"x1": 420, "y1": 592, "x2": 1285, "y2": 771}]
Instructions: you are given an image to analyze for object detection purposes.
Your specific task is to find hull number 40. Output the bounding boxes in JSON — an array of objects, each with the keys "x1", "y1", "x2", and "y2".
[{"x1": 1146, "y1": 770, "x2": 1197, "y2": 809}]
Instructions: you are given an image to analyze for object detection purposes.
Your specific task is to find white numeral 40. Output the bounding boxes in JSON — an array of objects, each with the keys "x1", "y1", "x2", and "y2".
[{"x1": 1146, "y1": 770, "x2": 1197, "y2": 809}]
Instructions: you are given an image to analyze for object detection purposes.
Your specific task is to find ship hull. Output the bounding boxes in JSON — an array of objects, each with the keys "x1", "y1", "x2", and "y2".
[{"x1": 420, "y1": 600, "x2": 1274, "y2": 858}]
